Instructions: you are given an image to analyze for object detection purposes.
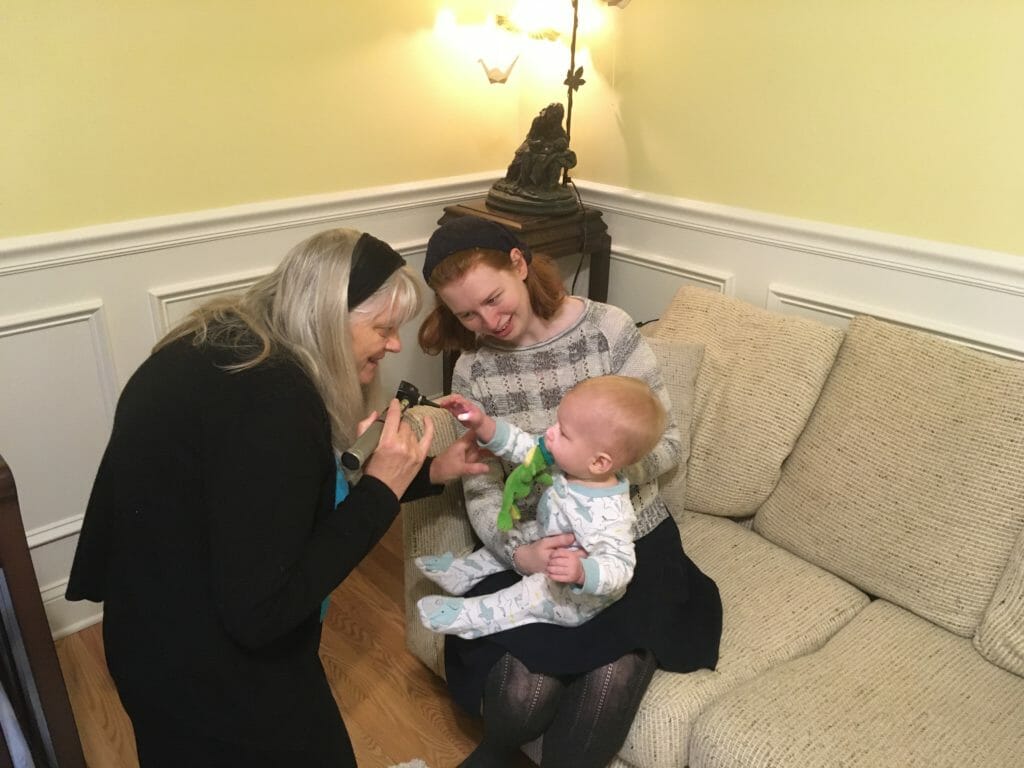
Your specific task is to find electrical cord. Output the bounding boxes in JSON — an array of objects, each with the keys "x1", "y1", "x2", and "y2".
[{"x1": 567, "y1": 178, "x2": 587, "y2": 296}]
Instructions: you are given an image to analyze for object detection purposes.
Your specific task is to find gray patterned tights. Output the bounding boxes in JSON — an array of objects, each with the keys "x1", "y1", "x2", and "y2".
[{"x1": 458, "y1": 650, "x2": 657, "y2": 768}]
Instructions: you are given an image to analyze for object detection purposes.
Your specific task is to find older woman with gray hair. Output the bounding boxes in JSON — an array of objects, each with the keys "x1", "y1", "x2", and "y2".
[{"x1": 67, "y1": 228, "x2": 488, "y2": 767}]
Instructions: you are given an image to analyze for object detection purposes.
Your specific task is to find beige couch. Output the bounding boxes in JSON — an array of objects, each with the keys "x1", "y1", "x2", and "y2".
[{"x1": 402, "y1": 286, "x2": 1024, "y2": 767}]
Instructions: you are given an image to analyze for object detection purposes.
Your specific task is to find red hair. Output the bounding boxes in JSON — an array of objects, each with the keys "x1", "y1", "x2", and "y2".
[{"x1": 418, "y1": 249, "x2": 566, "y2": 355}]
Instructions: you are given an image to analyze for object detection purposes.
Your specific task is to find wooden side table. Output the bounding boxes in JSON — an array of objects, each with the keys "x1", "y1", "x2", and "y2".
[{"x1": 437, "y1": 198, "x2": 612, "y2": 392}]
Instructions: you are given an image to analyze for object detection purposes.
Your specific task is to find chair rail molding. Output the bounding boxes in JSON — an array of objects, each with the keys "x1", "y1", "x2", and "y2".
[
  {"x1": 766, "y1": 284, "x2": 1024, "y2": 361},
  {"x1": 0, "y1": 172, "x2": 497, "y2": 277},
  {"x1": 574, "y1": 180, "x2": 1024, "y2": 352},
  {"x1": 578, "y1": 180, "x2": 1024, "y2": 297}
]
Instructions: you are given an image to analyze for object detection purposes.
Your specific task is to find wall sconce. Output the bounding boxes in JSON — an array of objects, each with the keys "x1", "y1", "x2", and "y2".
[
  {"x1": 442, "y1": 2, "x2": 629, "y2": 87},
  {"x1": 434, "y1": 3, "x2": 630, "y2": 212},
  {"x1": 433, "y1": 9, "x2": 522, "y2": 84},
  {"x1": 484, "y1": 0, "x2": 631, "y2": 215}
]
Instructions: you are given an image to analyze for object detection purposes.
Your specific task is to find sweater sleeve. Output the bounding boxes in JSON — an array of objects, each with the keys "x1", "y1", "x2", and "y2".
[
  {"x1": 204, "y1": 382, "x2": 400, "y2": 650},
  {"x1": 607, "y1": 310, "x2": 683, "y2": 485}
]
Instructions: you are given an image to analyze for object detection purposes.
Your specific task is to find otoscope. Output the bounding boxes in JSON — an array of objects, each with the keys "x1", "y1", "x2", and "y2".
[{"x1": 340, "y1": 380, "x2": 442, "y2": 471}]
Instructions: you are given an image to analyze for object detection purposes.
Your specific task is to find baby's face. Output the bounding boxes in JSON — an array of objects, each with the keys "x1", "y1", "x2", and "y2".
[{"x1": 544, "y1": 392, "x2": 602, "y2": 479}]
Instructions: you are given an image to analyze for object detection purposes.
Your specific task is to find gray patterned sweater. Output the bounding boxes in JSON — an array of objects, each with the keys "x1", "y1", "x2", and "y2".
[{"x1": 452, "y1": 299, "x2": 681, "y2": 567}]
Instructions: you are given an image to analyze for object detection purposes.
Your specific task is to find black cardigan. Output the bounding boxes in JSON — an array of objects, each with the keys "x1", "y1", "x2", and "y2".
[{"x1": 67, "y1": 337, "x2": 439, "y2": 749}]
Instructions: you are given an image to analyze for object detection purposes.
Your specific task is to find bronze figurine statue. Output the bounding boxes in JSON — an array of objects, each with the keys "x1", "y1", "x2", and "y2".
[{"x1": 487, "y1": 103, "x2": 579, "y2": 216}]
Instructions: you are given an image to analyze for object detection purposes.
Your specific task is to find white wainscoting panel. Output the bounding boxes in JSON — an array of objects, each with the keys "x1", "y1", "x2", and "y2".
[
  {"x1": 579, "y1": 181, "x2": 1024, "y2": 358},
  {"x1": 766, "y1": 285, "x2": 1024, "y2": 361},
  {"x1": 149, "y1": 270, "x2": 270, "y2": 337},
  {"x1": 0, "y1": 302, "x2": 118, "y2": 625},
  {"x1": 608, "y1": 245, "x2": 734, "y2": 323},
  {"x1": 0, "y1": 175, "x2": 495, "y2": 636},
  {"x1": 3, "y1": 172, "x2": 1023, "y2": 638}
]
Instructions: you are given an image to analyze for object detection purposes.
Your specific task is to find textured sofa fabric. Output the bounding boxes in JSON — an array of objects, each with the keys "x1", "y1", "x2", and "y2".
[
  {"x1": 402, "y1": 406, "x2": 475, "y2": 677},
  {"x1": 754, "y1": 315, "x2": 1024, "y2": 637},
  {"x1": 617, "y1": 512, "x2": 868, "y2": 768},
  {"x1": 401, "y1": 286, "x2": 1024, "y2": 767},
  {"x1": 652, "y1": 286, "x2": 844, "y2": 517},
  {"x1": 640, "y1": 336, "x2": 704, "y2": 523},
  {"x1": 690, "y1": 600, "x2": 1024, "y2": 768},
  {"x1": 975, "y1": 520, "x2": 1024, "y2": 676}
]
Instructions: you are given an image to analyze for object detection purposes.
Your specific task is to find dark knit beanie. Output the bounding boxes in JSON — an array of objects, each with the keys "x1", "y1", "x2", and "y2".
[{"x1": 422, "y1": 217, "x2": 531, "y2": 283}]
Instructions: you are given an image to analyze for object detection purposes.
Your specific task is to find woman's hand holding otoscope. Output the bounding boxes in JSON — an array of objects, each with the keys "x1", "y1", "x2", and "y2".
[
  {"x1": 341, "y1": 381, "x2": 441, "y2": 471},
  {"x1": 341, "y1": 381, "x2": 491, "y2": 493}
]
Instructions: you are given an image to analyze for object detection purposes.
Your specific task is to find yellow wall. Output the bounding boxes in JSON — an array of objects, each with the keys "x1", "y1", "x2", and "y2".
[
  {"x1": 590, "y1": 0, "x2": 1024, "y2": 255},
  {"x1": 3, "y1": 1, "x2": 1023, "y2": 256},
  {"x1": 0, "y1": 1, "x2": 519, "y2": 236}
]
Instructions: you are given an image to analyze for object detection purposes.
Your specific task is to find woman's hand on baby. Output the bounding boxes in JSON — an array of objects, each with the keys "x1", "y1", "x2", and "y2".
[
  {"x1": 546, "y1": 548, "x2": 585, "y2": 585},
  {"x1": 512, "y1": 533, "x2": 578, "y2": 575},
  {"x1": 430, "y1": 429, "x2": 492, "y2": 484},
  {"x1": 363, "y1": 399, "x2": 433, "y2": 499}
]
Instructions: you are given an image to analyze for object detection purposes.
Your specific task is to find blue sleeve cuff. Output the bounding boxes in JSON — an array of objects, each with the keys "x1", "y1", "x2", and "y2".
[
  {"x1": 577, "y1": 557, "x2": 601, "y2": 594},
  {"x1": 481, "y1": 419, "x2": 511, "y2": 450}
]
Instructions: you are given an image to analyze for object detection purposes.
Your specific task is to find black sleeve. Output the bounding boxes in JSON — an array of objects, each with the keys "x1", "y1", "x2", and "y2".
[
  {"x1": 401, "y1": 457, "x2": 445, "y2": 502},
  {"x1": 203, "y1": 382, "x2": 400, "y2": 650}
]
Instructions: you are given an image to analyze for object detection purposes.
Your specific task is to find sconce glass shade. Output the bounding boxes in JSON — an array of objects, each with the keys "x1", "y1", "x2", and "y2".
[
  {"x1": 479, "y1": 55, "x2": 519, "y2": 84},
  {"x1": 478, "y1": 14, "x2": 522, "y2": 84},
  {"x1": 605, "y1": 0, "x2": 631, "y2": 7}
]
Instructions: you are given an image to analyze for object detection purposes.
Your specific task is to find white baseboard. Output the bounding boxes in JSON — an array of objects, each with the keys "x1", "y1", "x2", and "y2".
[{"x1": 41, "y1": 579, "x2": 102, "y2": 640}]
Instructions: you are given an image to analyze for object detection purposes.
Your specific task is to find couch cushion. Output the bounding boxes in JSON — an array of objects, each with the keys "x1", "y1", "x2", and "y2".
[
  {"x1": 755, "y1": 316, "x2": 1024, "y2": 637},
  {"x1": 644, "y1": 335, "x2": 704, "y2": 521},
  {"x1": 402, "y1": 406, "x2": 480, "y2": 677},
  {"x1": 652, "y1": 286, "x2": 844, "y2": 516},
  {"x1": 690, "y1": 599, "x2": 1024, "y2": 768},
  {"x1": 615, "y1": 512, "x2": 868, "y2": 768},
  {"x1": 974, "y1": 521, "x2": 1024, "y2": 677}
]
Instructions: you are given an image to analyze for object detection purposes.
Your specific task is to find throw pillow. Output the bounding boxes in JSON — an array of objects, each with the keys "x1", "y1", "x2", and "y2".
[
  {"x1": 653, "y1": 286, "x2": 844, "y2": 516},
  {"x1": 643, "y1": 334, "x2": 704, "y2": 521},
  {"x1": 974, "y1": 522, "x2": 1024, "y2": 676}
]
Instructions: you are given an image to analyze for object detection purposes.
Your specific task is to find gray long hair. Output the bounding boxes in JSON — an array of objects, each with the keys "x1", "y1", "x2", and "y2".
[{"x1": 155, "y1": 228, "x2": 422, "y2": 452}]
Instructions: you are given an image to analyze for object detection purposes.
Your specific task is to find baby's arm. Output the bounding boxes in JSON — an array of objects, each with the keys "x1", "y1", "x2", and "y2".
[{"x1": 548, "y1": 493, "x2": 636, "y2": 596}]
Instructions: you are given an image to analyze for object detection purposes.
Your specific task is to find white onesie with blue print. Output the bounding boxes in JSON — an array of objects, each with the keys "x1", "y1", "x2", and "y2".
[{"x1": 416, "y1": 419, "x2": 636, "y2": 638}]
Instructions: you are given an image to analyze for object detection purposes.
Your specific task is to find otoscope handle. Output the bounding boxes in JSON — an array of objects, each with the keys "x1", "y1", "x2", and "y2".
[
  {"x1": 340, "y1": 417, "x2": 386, "y2": 471},
  {"x1": 339, "y1": 380, "x2": 440, "y2": 472}
]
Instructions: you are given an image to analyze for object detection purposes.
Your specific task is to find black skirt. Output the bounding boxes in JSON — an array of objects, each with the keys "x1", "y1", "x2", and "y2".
[{"x1": 444, "y1": 516, "x2": 723, "y2": 715}]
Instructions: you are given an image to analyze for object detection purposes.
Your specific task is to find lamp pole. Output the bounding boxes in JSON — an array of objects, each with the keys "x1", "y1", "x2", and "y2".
[
  {"x1": 562, "y1": 0, "x2": 583, "y2": 185},
  {"x1": 565, "y1": 0, "x2": 580, "y2": 145}
]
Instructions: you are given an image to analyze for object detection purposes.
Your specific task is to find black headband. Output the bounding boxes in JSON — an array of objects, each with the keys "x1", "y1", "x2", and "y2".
[
  {"x1": 348, "y1": 233, "x2": 406, "y2": 308},
  {"x1": 422, "y1": 217, "x2": 531, "y2": 284}
]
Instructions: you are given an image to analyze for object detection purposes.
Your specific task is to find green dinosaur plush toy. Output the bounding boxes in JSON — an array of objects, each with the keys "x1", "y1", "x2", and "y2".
[{"x1": 498, "y1": 437, "x2": 555, "y2": 531}]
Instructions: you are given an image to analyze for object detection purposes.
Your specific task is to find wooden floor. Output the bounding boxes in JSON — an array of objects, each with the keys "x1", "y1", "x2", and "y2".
[{"x1": 54, "y1": 517, "x2": 534, "y2": 768}]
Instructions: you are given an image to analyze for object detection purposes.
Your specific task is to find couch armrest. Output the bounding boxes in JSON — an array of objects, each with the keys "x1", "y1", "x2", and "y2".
[{"x1": 401, "y1": 405, "x2": 478, "y2": 677}]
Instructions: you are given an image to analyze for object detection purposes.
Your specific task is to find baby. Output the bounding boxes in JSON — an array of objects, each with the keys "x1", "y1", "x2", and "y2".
[{"x1": 416, "y1": 375, "x2": 667, "y2": 639}]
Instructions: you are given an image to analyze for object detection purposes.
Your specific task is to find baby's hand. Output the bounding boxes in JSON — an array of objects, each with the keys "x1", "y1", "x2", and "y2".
[
  {"x1": 546, "y1": 548, "x2": 586, "y2": 586},
  {"x1": 439, "y1": 394, "x2": 484, "y2": 429}
]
